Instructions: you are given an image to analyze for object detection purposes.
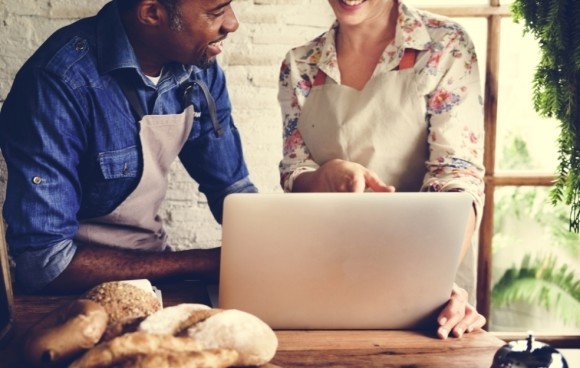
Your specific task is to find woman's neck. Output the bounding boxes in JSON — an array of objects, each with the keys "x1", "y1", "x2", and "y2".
[
  {"x1": 335, "y1": 1, "x2": 397, "y2": 55},
  {"x1": 335, "y1": 2, "x2": 398, "y2": 90}
]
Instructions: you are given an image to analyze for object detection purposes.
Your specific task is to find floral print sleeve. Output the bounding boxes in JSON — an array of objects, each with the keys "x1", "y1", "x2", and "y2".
[
  {"x1": 277, "y1": 44, "x2": 321, "y2": 192},
  {"x1": 418, "y1": 17, "x2": 485, "y2": 218}
]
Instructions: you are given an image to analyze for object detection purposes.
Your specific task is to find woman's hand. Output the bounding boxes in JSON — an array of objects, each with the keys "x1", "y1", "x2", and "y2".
[
  {"x1": 436, "y1": 284, "x2": 486, "y2": 339},
  {"x1": 295, "y1": 159, "x2": 395, "y2": 192}
]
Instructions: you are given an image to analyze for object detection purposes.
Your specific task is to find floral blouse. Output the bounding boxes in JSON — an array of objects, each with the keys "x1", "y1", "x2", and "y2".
[{"x1": 277, "y1": 0, "x2": 485, "y2": 217}]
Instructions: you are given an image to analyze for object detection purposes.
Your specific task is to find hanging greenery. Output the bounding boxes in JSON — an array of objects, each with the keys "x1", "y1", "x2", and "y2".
[{"x1": 511, "y1": 0, "x2": 580, "y2": 232}]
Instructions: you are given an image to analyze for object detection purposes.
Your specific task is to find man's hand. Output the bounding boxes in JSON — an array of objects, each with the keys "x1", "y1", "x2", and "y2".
[
  {"x1": 293, "y1": 159, "x2": 395, "y2": 193},
  {"x1": 436, "y1": 284, "x2": 486, "y2": 339}
]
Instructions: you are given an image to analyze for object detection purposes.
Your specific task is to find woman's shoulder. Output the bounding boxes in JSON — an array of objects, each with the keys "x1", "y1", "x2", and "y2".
[
  {"x1": 284, "y1": 29, "x2": 333, "y2": 66},
  {"x1": 399, "y1": 2, "x2": 473, "y2": 47},
  {"x1": 413, "y1": 7, "x2": 474, "y2": 45}
]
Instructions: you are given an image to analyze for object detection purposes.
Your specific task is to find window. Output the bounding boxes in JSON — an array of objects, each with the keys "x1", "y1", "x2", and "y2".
[{"x1": 407, "y1": 0, "x2": 580, "y2": 348}]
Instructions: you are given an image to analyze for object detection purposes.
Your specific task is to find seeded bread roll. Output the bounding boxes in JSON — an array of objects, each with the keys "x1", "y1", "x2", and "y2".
[
  {"x1": 84, "y1": 281, "x2": 162, "y2": 340},
  {"x1": 22, "y1": 299, "x2": 108, "y2": 368}
]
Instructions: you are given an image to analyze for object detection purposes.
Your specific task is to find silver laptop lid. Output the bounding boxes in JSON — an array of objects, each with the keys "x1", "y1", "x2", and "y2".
[{"x1": 218, "y1": 192, "x2": 472, "y2": 330}]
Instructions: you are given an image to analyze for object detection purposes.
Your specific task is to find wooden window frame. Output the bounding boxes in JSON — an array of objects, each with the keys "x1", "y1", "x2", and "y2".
[{"x1": 420, "y1": 2, "x2": 578, "y2": 348}]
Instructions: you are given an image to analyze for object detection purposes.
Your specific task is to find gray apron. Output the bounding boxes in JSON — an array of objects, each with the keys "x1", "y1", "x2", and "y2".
[
  {"x1": 297, "y1": 50, "x2": 477, "y2": 303},
  {"x1": 75, "y1": 79, "x2": 220, "y2": 252},
  {"x1": 75, "y1": 108, "x2": 193, "y2": 251}
]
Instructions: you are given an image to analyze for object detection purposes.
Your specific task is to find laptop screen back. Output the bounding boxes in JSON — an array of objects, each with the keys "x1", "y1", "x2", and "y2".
[{"x1": 218, "y1": 192, "x2": 472, "y2": 330}]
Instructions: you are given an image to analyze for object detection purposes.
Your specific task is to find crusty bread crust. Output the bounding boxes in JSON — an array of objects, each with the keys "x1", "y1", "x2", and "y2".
[
  {"x1": 103, "y1": 349, "x2": 239, "y2": 368},
  {"x1": 84, "y1": 281, "x2": 162, "y2": 341},
  {"x1": 22, "y1": 299, "x2": 108, "y2": 368},
  {"x1": 138, "y1": 304, "x2": 222, "y2": 336},
  {"x1": 139, "y1": 305, "x2": 278, "y2": 366},
  {"x1": 69, "y1": 331, "x2": 216, "y2": 368}
]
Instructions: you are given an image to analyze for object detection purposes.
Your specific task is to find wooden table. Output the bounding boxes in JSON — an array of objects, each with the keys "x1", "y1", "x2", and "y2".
[{"x1": 0, "y1": 280, "x2": 505, "y2": 367}]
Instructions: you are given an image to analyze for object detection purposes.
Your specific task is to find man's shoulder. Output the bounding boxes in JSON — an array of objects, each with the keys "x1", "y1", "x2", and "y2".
[{"x1": 21, "y1": 17, "x2": 100, "y2": 89}]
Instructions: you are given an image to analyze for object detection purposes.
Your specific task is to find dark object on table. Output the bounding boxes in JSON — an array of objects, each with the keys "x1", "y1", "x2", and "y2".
[{"x1": 491, "y1": 332, "x2": 568, "y2": 368}]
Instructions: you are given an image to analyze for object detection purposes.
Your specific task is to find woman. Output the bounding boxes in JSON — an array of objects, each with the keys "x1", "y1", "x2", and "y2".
[{"x1": 278, "y1": 0, "x2": 486, "y2": 338}]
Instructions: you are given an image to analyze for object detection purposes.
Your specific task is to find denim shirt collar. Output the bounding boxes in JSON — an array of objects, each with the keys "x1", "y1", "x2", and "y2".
[{"x1": 95, "y1": 1, "x2": 194, "y2": 84}]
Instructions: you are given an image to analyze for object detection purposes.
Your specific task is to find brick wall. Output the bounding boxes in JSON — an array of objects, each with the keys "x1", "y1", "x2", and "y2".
[{"x1": 0, "y1": 0, "x2": 334, "y2": 249}]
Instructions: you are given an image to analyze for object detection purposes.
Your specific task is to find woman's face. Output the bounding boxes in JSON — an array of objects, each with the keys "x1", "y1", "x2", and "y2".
[{"x1": 327, "y1": 0, "x2": 393, "y2": 26}]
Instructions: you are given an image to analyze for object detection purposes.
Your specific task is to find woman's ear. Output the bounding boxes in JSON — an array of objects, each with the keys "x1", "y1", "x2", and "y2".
[{"x1": 136, "y1": 0, "x2": 166, "y2": 26}]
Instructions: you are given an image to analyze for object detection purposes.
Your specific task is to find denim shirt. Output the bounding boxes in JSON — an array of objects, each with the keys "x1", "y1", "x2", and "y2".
[{"x1": 0, "y1": 1, "x2": 257, "y2": 292}]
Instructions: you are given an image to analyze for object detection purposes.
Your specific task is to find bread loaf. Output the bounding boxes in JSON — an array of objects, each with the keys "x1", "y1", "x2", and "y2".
[
  {"x1": 22, "y1": 299, "x2": 108, "y2": 368},
  {"x1": 139, "y1": 304, "x2": 278, "y2": 366},
  {"x1": 69, "y1": 331, "x2": 238, "y2": 368},
  {"x1": 84, "y1": 280, "x2": 161, "y2": 340}
]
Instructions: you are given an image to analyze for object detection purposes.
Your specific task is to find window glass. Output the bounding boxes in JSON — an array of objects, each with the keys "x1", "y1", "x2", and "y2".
[
  {"x1": 490, "y1": 186, "x2": 580, "y2": 333},
  {"x1": 496, "y1": 18, "x2": 560, "y2": 173}
]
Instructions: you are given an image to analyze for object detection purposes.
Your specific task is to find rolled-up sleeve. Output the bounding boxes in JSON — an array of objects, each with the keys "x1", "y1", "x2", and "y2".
[
  {"x1": 421, "y1": 27, "x2": 485, "y2": 220},
  {"x1": 13, "y1": 239, "x2": 77, "y2": 292}
]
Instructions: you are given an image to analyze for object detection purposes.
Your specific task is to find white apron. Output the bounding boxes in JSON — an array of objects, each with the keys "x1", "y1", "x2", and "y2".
[
  {"x1": 297, "y1": 50, "x2": 477, "y2": 303},
  {"x1": 74, "y1": 78, "x2": 206, "y2": 252}
]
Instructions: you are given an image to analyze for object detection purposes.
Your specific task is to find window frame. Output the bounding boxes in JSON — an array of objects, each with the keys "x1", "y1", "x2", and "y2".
[{"x1": 420, "y1": 1, "x2": 578, "y2": 347}]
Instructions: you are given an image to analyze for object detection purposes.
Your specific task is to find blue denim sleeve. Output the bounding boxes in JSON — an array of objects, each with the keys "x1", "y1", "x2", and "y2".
[
  {"x1": 0, "y1": 68, "x2": 85, "y2": 289},
  {"x1": 179, "y1": 63, "x2": 258, "y2": 223},
  {"x1": 13, "y1": 240, "x2": 77, "y2": 293}
]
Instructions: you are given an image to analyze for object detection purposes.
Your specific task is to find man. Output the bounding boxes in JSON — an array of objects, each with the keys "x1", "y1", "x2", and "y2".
[{"x1": 0, "y1": 0, "x2": 257, "y2": 293}]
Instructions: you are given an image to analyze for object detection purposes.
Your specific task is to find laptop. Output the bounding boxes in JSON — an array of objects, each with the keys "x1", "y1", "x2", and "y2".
[{"x1": 217, "y1": 192, "x2": 472, "y2": 330}]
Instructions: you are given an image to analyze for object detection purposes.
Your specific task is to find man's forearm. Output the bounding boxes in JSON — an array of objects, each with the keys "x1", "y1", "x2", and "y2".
[{"x1": 45, "y1": 244, "x2": 220, "y2": 294}]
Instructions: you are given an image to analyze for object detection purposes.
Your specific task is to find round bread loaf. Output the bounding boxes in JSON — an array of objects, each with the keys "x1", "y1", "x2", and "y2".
[
  {"x1": 83, "y1": 281, "x2": 161, "y2": 340},
  {"x1": 137, "y1": 303, "x2": 216, "y2": 335},
  {"x1": 187, "y1": 309, "x2": 278, "y2": 366},
  {"x1": 22, "y1": 299, "x2": 108, "y2": 368},
  {"x1": 139, "y1": 304, "x2": 278, "y2": 366}
]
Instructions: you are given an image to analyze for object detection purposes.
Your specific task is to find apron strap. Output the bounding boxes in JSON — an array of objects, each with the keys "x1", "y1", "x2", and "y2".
[
  {"x1": 313, "y1": 70, "x2": 327, "y2": 87},
  {"x1": 117, "y1": 73, "x2": 146, "y2": 121},
  {"x1": 181, "y1": 80, "x2": 224, "y2": 137},
  {"x1": 116, "y1": 73, "x2": 224, "y2": 138},
  {"x1": 398, "y1": 48, "x2": 418, "y2": 70}
]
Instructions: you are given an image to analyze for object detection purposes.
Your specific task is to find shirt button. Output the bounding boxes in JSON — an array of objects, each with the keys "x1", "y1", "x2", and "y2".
[
  {"x1": 32, "y1": 176, "x2": 43, "y2": 185},
  {"x1": 74, "y1": 40, "x2": 86, "y2": 51}
]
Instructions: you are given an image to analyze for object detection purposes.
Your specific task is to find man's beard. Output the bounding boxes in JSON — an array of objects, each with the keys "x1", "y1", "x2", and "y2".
[
  {"x1": 168, "y1": 14, "x2": 215, "y2": 70},
  {"x1": 197, "y1": 52, "x2": 216, "y2": 70}
]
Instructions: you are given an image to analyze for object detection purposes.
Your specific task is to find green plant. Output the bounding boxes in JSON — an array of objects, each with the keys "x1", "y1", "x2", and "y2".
[
  {"x1": 492, "y1": 132, "x2": 580, "y2": 328},
  {"x1": 492, "y1": 254, "x2": 580, "y2": 326},
  {"x1": 511, "y1": 0, "x2": 580, "y2": 232}
]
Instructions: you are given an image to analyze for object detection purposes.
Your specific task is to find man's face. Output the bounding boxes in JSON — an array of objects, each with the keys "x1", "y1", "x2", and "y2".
[{"x1": 158, "y1": 0, "x2": 239, "y2": 68}]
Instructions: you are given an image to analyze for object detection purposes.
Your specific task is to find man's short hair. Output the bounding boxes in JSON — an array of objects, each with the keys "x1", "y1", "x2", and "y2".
[{"x1": 116, "y1": 0, "x2": 183, "y2": 30}]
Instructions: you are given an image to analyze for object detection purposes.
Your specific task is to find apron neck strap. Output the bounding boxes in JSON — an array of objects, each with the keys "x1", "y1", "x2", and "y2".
[
  {"x1": 117, "y1": 72, "x2": 146, "y2": 121},
  {"x1": 181, "y1": 80, "x2": 224, "y2": 137}
]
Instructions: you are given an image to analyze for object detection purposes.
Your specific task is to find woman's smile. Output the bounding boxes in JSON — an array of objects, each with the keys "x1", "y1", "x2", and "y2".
[{"x1": 339, "y1": 0, "x2": 368, "y2": 7}]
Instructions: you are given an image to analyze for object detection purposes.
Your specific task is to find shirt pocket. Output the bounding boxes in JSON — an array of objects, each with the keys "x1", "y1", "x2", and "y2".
[
  {"x1": 98, "y1": 146, "x2": 139, "y2": 179},
  {"x1": 79, "y1": 146, "x2": 140, "y2": 218}
]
